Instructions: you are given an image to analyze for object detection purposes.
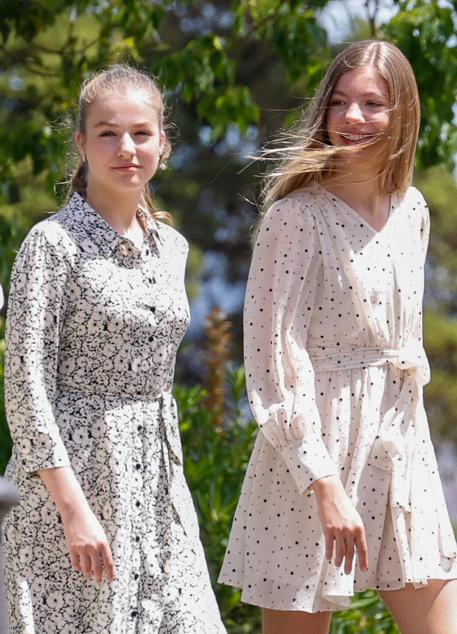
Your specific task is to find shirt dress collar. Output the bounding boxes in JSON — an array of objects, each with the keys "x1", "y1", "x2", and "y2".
[{"x1": 67, "y1": 192, "x2": 162, "y2": 258}]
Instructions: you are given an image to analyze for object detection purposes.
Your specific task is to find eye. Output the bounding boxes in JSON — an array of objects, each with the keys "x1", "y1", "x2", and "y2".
[
  {"x1": 366, "y1": 101, "x2": 385, "y2": 108},
  {"x1": 329, "y1": 99, "x2": 344, "y2": 107},
  {"x1": 99, "y1": 130, "x2": 115, "y2": 137},
  {"x1": 135, "y1": 130, "x2": 152, "y2": 136}
]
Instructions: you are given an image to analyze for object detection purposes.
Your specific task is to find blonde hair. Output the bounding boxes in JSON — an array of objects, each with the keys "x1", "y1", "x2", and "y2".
[
  {"x1": 260, "y1": 40, "x2": 420, "y2": 212},
  {"x1": 68, "y1": 64, "x2": 171, "y2": 222}
]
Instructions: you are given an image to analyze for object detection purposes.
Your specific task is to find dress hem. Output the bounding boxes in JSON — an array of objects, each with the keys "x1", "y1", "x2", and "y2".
[{"x1": 218, "y1": 569, "x2": 457, "y2": 613}]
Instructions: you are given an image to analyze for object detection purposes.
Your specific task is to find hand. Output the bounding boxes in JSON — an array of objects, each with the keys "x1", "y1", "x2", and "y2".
[
  {"x1": 61, "y1": 505, "x2": 116, "y2": 584},
  {"x1": 311, "y1": 475, "x2": 368, "y2": 575}
]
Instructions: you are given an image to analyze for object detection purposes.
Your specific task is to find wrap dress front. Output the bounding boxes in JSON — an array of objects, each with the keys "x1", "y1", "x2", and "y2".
[
  {"x1": 3, "y1": 193, "x2": 226, "y2": 633},
  {"x1": 219, "y1": 183, "x2": 457, "y2": 613}
]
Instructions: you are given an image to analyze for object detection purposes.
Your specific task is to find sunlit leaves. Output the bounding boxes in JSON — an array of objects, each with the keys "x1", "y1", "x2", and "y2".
[{"x1": 383, "y1": 1, "x2": 457, "y2": 169}]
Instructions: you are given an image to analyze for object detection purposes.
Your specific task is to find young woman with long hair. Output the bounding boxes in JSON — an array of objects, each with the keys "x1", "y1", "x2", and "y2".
[
  {"x1": 219, "y1": 40, "x2": 457, "y2": 634},
  {"x1": 2, "y1": 64, "x2": 225, "y2": 633}
]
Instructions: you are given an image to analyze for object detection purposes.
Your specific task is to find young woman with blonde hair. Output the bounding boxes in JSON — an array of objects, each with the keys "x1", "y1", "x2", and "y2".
[
  {"x1": 219, "y1": 40, "x2": 457, "y2": 634},
  {"x1": 2, "y1": 64, "x2": 225, "y2": 633}
]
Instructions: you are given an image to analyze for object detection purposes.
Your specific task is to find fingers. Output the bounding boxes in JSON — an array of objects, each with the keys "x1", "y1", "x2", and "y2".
[
  {"x1": 79, "y1": 552, "x2": 93, "y2": 579},
  {"x1": 70, "y1": 544, "x2": 115, "y2": 584},
  {"x1": 344, "y1": 535, "x2": 355, "y2": 575},
  {"x1": 355, "y1": 527, "x2": 369, "y2": 572},
  {"x1": 334, "y1": 532, "x2": 346, "y2": 568},
  {"x1": 90, "y1": 550, "x2": 104, "y2": 585},
  {"x1": 326, "y1": 526, "x2": 368, "y2": 575},
  {"x1": 101, "y1": 542, "x2": 116, "y2": 582},
  {"x1": 69, "y1": 549, "x2": 81, "y2": 574},
  {"x1": 325, "y1": 530, "x2": 334, "y2": 562}
]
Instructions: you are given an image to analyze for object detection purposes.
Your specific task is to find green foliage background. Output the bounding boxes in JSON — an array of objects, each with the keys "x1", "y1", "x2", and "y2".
[{"x1": 1, "y1": 1, "x2": 457, "y2": 632}]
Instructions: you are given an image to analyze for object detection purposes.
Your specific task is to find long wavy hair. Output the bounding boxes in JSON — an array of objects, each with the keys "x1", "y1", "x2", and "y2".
[
  {"x1": 67, "y1": 64, "x2": 171, "y2": 222},
  {"x1": 259, "y1": 40, "x2": 420, "y2": 218}
]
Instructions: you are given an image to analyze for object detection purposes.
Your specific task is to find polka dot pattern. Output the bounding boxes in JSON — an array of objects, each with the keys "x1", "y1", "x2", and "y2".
[{"x1": 219, "y1": 184, "x2": 457, "y2": 612}]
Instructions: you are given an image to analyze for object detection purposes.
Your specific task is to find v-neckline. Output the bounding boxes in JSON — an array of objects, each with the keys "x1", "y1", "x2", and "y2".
[{"x1": 318, "y1": 183, "x2": 398, "y2": 235}]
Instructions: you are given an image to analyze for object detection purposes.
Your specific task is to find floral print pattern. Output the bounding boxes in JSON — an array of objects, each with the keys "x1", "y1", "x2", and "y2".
[{"x1": 2, "y1": 193, "x2": 226, "y2": 633}]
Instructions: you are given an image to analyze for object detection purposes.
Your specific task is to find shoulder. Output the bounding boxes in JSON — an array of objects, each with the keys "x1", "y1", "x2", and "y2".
[
  {"x1": 18, "y1": 208, "x2": 78, "y2": 263},
  {"x1": 400, "y1": 185, "x2": 430, "y2": 230},
  {"x1": 259, "y1": 188, "x2": 319, "y2": 239},
  {"x1": 402, "y1": 185, "x2": 428, "y2": 210},
  {"x1": 155, "y1": 220, "x2": 189, "y2": 255}
]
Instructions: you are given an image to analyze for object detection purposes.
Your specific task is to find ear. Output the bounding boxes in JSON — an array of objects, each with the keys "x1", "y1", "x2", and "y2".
[
  {"x1": 159, "y1": 129, "x2": 166, "y2": 156},
  {"x1": 74, "y1": 131, "x2": 86, "y2": 159}
]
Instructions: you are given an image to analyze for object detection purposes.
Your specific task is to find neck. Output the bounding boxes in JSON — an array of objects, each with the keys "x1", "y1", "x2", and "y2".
[
  {"x1": 324, "y1": 169, "x2": 386, "y2": 214},
  {"x1": 84, "y1": 184, "x2": 142, "y2": 234}
]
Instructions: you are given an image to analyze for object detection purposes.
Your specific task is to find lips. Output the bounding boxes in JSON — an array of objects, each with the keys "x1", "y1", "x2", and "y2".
[
  {"x1": 338, "y1": 132, "x2": 375, "y2": 143},
  {"x1": 113, "y1": 164, "x2": 141, "y2": 169}
]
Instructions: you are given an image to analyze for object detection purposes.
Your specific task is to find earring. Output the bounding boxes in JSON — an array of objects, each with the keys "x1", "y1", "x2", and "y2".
[{"x1": 158, "y1": 151, "x2": 167, "y2": 170}]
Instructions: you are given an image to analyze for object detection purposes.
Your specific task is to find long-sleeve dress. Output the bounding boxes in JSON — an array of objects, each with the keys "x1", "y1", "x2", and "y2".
[
  {"x1": 2, "y1": 192, "x2": 226, "y2": 633},
  {"x1": 219, "y1": 183, "x2": 457, "y2": 613}
]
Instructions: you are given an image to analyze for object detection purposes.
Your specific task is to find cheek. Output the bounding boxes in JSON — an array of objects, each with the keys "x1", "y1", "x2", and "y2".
[
  {"x1": 325, "y1": 115, "x2": 338, "y2": 143},
  {"x1": 87, "y1": 142, "x2": 112, "y2": 164},
  {"x1": 326, "y1": 110, "x2": 340, "y2": 132},
  {"x1": 141, "y1": 142, "x2": 161, "y2": 163},
  {"x1": 379, "y1": 114, "x2": 390, "y2": 131}
]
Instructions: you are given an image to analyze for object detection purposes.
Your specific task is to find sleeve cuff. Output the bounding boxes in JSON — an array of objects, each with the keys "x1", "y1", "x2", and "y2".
[
  {"x1": 280, "y1": 436, "x2": 337, "y2": 495},
  {"x1": 16, "y1": 436, "x2": 71, "y2": 474}
]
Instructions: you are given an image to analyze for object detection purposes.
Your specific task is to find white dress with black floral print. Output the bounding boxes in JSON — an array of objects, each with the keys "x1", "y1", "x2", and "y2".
[{"x1": 2, "y1": 193, "x2": 226, "y2": 633}]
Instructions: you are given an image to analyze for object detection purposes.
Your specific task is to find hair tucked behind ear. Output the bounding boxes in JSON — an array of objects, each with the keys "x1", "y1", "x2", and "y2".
[{"x1": 66, "y1": 63, "x2": 172, "y2": 223}]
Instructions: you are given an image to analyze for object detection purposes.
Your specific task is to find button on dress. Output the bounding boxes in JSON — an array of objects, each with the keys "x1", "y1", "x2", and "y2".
[
  {"x1": 2, "y1": 193, "x2": 226, "y2": 633},
  {"x1": 219, "y1": 184, "x2": 457, "y2": 613}
]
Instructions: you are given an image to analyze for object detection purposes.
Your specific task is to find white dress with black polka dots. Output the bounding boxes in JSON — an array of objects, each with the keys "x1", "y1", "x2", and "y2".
[{"x1": 219, "y1": 184, "x2": 457, "y2": 613}]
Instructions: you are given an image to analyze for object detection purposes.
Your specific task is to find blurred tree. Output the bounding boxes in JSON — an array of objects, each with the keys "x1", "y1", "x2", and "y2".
[
  {"x1": 384, "y1": 0, "x2": 457, "y2": 169},
  {"x1": 0, "y1": 3, "x2": 456, "y2": 630},
  {"x1": 415, "y1": 167, "x2": 457, "y2": 444},
  {"x1": 0, "y1": 0, "x2": 333, "y2": 368},
  {"x1": 1, "y1": 1, "x2": 456, "y2": 307},
  {"x1": 0, "y1": 0, "x2": 457, "y2": 445},
  {"x1": 202, "y1": 307, "x2": 233, "y2": 430}
]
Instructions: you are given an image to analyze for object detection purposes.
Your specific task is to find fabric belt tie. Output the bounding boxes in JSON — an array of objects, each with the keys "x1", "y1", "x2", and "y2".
[
  {"x1": 56, "y1": 384, "x2": 195, "y2": 547},
  {"x1": 309, "y1": 340, "x2": 429, "y2": 512},
  {"x1": 156, "y1": 391, "x2": 183, "y2": 478},
  {"x1": 57, "y1": 383, "x2": 184, "y2": 476}
]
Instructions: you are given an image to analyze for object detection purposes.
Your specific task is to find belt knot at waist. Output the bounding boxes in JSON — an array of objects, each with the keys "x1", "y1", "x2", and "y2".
[{"x1": 308, "y1": 339, "x2": 430, "y2": 385}]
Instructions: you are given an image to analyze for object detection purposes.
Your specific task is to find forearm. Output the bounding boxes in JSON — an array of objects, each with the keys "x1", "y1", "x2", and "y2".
[{"x1": 38, "y1": 466, "x2": 90, "y2": 519}]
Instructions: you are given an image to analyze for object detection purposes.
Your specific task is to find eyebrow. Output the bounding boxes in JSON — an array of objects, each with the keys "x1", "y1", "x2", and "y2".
[
  {"x1": 94, "y1": 121, "x2": 154, "y2": 128},
  {"x1": 331, "y1": 90, "x2": 388, "y2": 99}
]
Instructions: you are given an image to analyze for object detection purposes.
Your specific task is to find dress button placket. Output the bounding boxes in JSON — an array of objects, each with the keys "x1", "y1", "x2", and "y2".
[{"x1": 131, "y1": 404, "x2": 145, "y2": 623}]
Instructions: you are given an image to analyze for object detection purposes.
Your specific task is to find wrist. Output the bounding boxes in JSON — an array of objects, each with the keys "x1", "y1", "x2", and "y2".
[
  {"x1": 59, "y1": 497, "x2": 91, "y2": 522},
  {"x1": 310, "y1": 474, "x2": 343, "y2": 497},
  {"x1": 38, "y1": 467, "x2": 90, "y2": 520}
]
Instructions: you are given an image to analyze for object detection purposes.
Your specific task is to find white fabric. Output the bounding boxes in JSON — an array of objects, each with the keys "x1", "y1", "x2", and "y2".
[{"x1": 219, "y1": 184, "x2": 457, "y2": 612}]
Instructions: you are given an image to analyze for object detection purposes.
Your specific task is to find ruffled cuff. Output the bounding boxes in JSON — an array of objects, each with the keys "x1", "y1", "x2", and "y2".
[{"x1": 280, "y1": 436, "x2": 337, "y2": 495}]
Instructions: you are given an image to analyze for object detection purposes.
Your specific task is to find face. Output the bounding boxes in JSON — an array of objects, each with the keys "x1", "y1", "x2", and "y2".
[
  {"x1": 76, "y1": 89, "x2": 165, "y2": 196},
  {"x1": 326, "y1": 65, "x2": 390, "y2": 153}
]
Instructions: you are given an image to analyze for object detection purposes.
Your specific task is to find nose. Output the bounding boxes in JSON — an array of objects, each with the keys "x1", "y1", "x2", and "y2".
[
  {"x1": 117, "y1": 133, "x2": 135, "y2": 158},
  {"x1": 345, "y1": 102, "x2": 364, "y2": 123}
]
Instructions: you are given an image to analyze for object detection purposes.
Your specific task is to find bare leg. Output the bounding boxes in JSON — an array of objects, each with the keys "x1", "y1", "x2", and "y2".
[
  {"x1": 379, "y1": 580, "x2": 457, "y2": 634},
  {"x1": 262, "y1": 608, "x2": 332, "y2": 634}
]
